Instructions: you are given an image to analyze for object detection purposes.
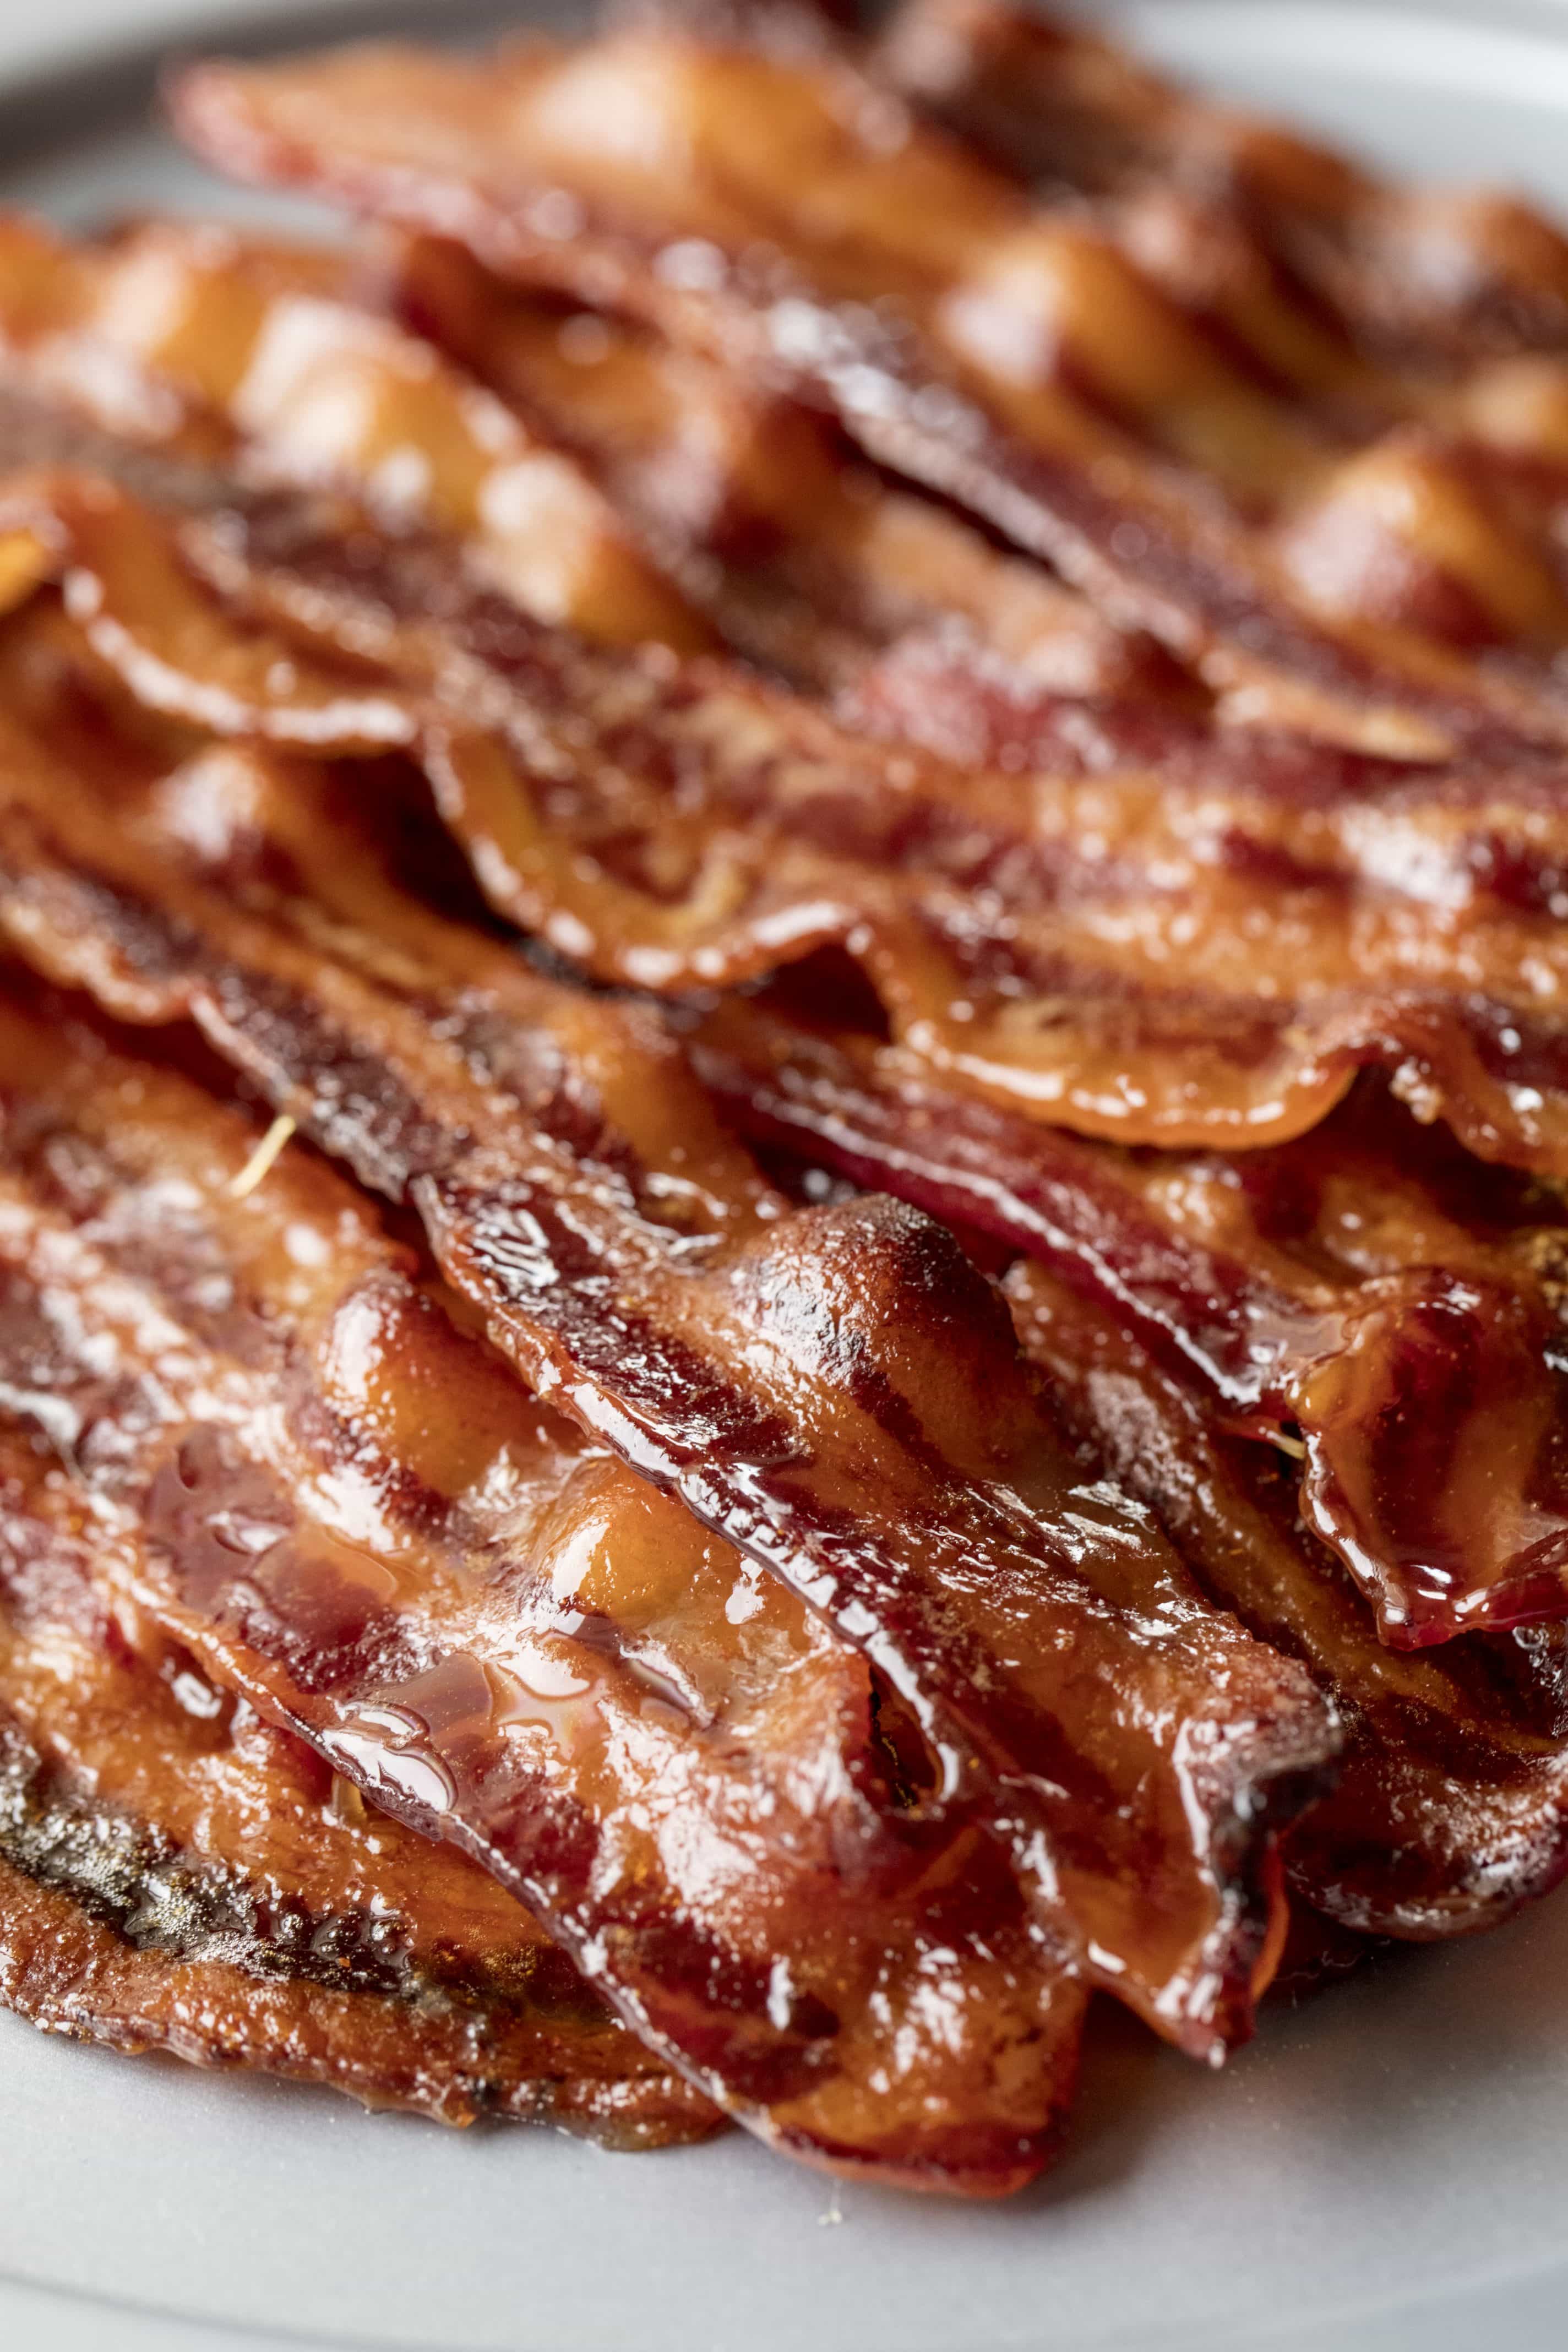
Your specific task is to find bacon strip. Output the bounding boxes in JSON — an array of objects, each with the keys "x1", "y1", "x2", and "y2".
[
  {"x1": 0, "y1": 610, "x2": 1339, "y2": 2072},
  {"x1": 0, "y1": 1429, "x2": 714, "y2": 2139},
  {"x1": 11, "y1": 270, "x2": 1568, "y2": 1174},
  {"x1": 709, "y1": 1001, "x2": 1568, "y2": 1919},
  {"x1": 694, "y1": 998, "x2": 1568, "y2": 1646},
  {"x1": 0, "y1": 214, "x2": 709, "y2": 655},
  {"x1": 1004, "y1": 1271, "x2": 1568, "y2": 1939},
  {"x1": 0, "y1": 970, "x2": 1093, "y2": 2191},
  {"x1": 385, "y1": 227, "x2": 1178, "y2": 701},
  {"x1": 875, "y1": 0, "x2": 1568, "y2": 374},
  {"x1": 168, "y1": 28, "x2": 1568, "y2": 757},
  {"x1": 12, "y1": 464, "x2": 1568, "y2": 1178}
]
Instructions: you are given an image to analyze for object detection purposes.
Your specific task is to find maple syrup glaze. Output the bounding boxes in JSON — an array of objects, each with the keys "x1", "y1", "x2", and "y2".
[
  {"x1": 0, "y1": 0, "x2": 1562, "y2": 2190},
  {"x1": 0, "y1": 977, "x2": 1088, "y2": 2190},
  {"x1": 0, "y1": 639, "x2": 1339, "y2": 2083},
  {"x1": 170, "y1": 25, "x2": 1568, "y2": 756},
  {"x1": 0, "y1": 1420, "x2": 712, "y2": 2139}
]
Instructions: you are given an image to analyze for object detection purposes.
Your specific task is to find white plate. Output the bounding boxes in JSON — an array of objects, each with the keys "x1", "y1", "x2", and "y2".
[{"x1": 6, "y1": 4, "x2": 1568, "y2": 2346}]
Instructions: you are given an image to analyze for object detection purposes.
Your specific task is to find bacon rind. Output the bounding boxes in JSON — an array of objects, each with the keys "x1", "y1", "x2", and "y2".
[
  {"x1": 0, "y1": 634, "x2": 1338, "y2": 2070},
  {"x1": 165, "y1": 32, "x2": 1568, "y2": 759},
  {"x1": 693, "y1": 999, "x2": 1568, "y2": 1646}
]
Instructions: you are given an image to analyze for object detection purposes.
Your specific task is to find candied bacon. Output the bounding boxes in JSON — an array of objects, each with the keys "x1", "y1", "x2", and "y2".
[
  {"x1": 1006, "y1": 1271, "x2": 1568, "y2": 1941},
  {"x1": 385, "y1": 227, "x2": 1179, "y2": 701},
  {"x1": 12, "y1": 281, "x2": 1568, "y2": 1174},
  {"x1": 13, "y1": 465, "x2": 1568, "y2": 1175},
  {"x1": 170, "y1": 27, "x2": 1568, "y2": 758},
  {"x1": 875, "y1": 0, "x2": 1568, "y2": 374},
  {"x1": 692, "y1": 999, "x2": 1568, "y2": 1645},
  {"x1": 0, "y1": 214, "x2": 709, "y2": 655},
  {"x1": 0, "y1": 973, "x2": 1088, "y2": 2192},
  {"x1": 0, "y1": 623, "x2": 1340, "y2": 2072},
  {"x1": 0, "y1": 1428, "x2": 715, "y2": 2140}
]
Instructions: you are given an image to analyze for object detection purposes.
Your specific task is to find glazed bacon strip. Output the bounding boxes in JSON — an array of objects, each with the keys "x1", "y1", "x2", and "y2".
[
  {"x1": 876, "y1": 0, "x2": 1568, "y2": 374},
  {"x1": 0, "y1": 1426, "x2": 715, "y2": 2140},
  {"x1": 0, "y1": 973, "x2": 1092, "y2": 2192},
  {"x1": 12, "y1": 286, "x2": 1568, "y2": 1169},
  {"x1": 385, "y1": 228, "x2": 1179, "y2": 702},
  {"x1": 693, "y1": 1002, "x2": 1568, "y2": 1646},
  {"x1": 0, "y1": 614, "x2": 1341, "y2": 2072},
  {"x1": 18, "y1": 467, "x2": 1568, "y2": 1640},
  {"x1": 171, "y1": 26, "x2": 1568, "y2": 758},
  {"x1": 0, "y1": 214, "x2": 709, "y2": 654},
  {"x1": 0, "y1": 212, "x2": 1179, "y2": 711},
  {"x1": 1004, "y1": 1270, "x2": 1568, "y2": 1940},
  {"x1": 19, "y1": 465, "x2": 1568, "y2": 1175}
]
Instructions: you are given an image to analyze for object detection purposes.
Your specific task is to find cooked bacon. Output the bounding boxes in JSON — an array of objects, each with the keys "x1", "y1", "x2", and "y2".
[
  {"x1": 0, "y1": 215, "x2": 709, "y2": 654},
  {"x1": 11, "y1": 293, "x2": 1568, "y2": 1177},
  {"x1": 715, "y1": 1008, "x2": 1568, "y2": 1922},
  {"x1": 693, "y1": 998, "x2": 1568, "y2": 1645},
  {"x1": 12, "y1": 464, "x2": 1568, "y2": 1180},
  {"x1": 875, "y1": 0, "x2": 1568, "y2": 374},
  {"x1": 170, "y1": 28, "x2": 1568, "y2": 757},
  {"x1": 0, "y1": 971, "x2": 1096, "y2": 2192},
  {"x1": 387, "y1": 227, "x2": 1181, "y2": 700},
  {"x1": 0, "y1": 1428, "x2": 715, "y2": 2139},
  {"x1": 0, "y1": 617, "x2": 1341, "y2": 2079},
  {"x1": 1006, "y1": 1271, "x2": 1568, "y2": 1940}
]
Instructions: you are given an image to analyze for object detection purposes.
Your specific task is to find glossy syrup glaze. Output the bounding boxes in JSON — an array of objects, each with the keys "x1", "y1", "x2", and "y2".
[
  {"x1": 0, "y1": 977, "x2": 1090, "y2": 2191},
  {"x1": 6, "y1": 453, "x2": 1568, "y2": 1174},
  {"x1": 0, "y1": 1417, "x2": 715, "y2": 2139},
  {"x1": 170, "y1": 21, "x2": 1568, "y2": 759},
  {"x1": 0, "y1": 623, "x2": 1340, "y2": 2081},
  {"x1": 694, "y1": 998, "x2": 1568, "y2": 1645}
]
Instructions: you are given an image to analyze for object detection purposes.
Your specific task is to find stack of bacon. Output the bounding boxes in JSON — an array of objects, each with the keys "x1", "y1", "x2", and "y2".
[{"x1": 3, "y1": 0, "x2": 1568, "y2": 2196}]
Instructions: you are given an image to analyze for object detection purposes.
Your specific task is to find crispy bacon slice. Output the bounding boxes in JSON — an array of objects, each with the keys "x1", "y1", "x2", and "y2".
[
  {"x1": 694, "y1": 999, "x2": 1568, "y2": 1646},
  {"x1": 716, "y1": 1004, "x2": 1568, "y2": 1921},
  {"x1": 10, "y1": 287, "x2": 1568, "y2": 1175},
  {"x1": 0, "y1": 611, "x2": 1340, "y2": 2073},
  {"x1": 0, "y1": 214, "x2": 709, "y2": 654},
  {"x1": 1004, "y1": 1269, "x2": 1568, "y2": 1939},
  {"x1": 875, "y1": 0, "x2": 1568, "y2": 374},
  {"x1": 0, "y1": 211, "x2": 1184, "y2": 714},
  {"x1": 385, "y1": 227, "x2": 1179, "y2": 701},
  {"x1": 169, "y1": 27, "x2": 1568, "y2": 757},
  {"x1": 0, "y1": 1428, "x2": 715, "y2": 2139},
  {"x1": 14, "y1": 464, "x2": 1568, "y2": 1177},
  {"x1": 0, "y1": 972, "x2": 1092, "y2": 2193}
]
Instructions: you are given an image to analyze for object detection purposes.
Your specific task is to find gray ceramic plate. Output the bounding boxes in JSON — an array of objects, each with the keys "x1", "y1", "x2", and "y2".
[{"x1": 7, "y1": 3, "x2": 1568, "y2": 2346}]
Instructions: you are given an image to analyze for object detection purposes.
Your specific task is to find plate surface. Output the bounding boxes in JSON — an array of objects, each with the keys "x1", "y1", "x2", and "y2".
[{"x1": 6, "y1": 3, "x2": 1568, "y2": 2347}]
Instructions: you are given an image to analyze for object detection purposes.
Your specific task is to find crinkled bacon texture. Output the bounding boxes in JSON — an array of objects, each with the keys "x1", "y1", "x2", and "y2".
[
  {"x1": 696, "y1": 997, "x2": 1568, "y2": 1648},
  {"x1": 2, "y1": 0, "x2": 1568, "y2": 2187},
  {"x1": 0, "y1": 1427, "x2": 716, "y2": 2142},
  {"x1": 7, "y1": 440, "x2": 1568, "y2": 1642},
  {"x1": 6, "y1": 451, "x2": 1568, "y2": 1187},
  {"x1": 171, "y1": 23, "x2": 1568, "y2": 762},
  {"x1": 0, "y1": 600, "x2": 1347, "y2": 2184},
  {"x1": 12, "y1": 223, "x2": 1568, "y2": 1178},
  {"x1": 0, "y1": 971, "x2": 1086, "y2": 2193},
  {"x1": 875, "y1": 0, "x2": 1568, "y2": 372}
]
